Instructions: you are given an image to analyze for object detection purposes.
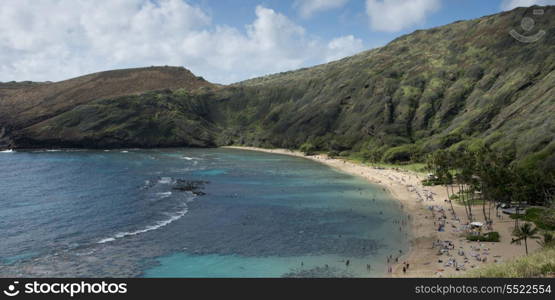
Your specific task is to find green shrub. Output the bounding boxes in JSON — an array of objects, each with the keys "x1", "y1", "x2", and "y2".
[
  {"x1": 360, "y1": 149, "x2": 372, "y2": 162},
  {"x1": 422, "y1": 177, "x2": 451, "y2": 186},
  {"x1": 467, "y1": 231, "x2": 500, "y2": 242},
  {"x1": 357, "y1": 147, "x2": 385, "y2": 164},
  {"x1": 514, "y1": 208, "x2": 555, "y2": 231},
  {"x1": 329, "y1": 136, "x2": 358, "y2": 151},
  {"x1": 339, "y1": 151, "x2": 351, "y2": 157},
  {"x1": 173, "y1": 88, "x2": 190, "y2": 97},
  {"x1": 299, "y1": 142, "x2": 316, "y2": 156},
  {"x1": 422, "y1": 179, "x2": 435, "y2": 186},
  {"x1": 327, "y1": 150, "x2": 339, "y2": 158},
  {"x1": 465, "y1": 65, "x2": 485, "y2": 80},
  {"x1": 440, "y1": 133, "x2": 464, "y2": 148},
  {"x1": 382, "y1": 144, "x2": 418, "y2": 163}
]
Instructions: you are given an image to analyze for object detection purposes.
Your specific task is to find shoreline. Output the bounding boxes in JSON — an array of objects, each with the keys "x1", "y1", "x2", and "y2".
[{"x1": 224, "y1": 146, "x2": 538, "y2": 277}]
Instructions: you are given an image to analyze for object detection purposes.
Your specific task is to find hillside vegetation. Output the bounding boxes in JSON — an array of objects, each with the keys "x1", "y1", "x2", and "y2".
[
  {"x1": 0, "y1": 66, "x2": 216, "y2": 148},
  {"x1": 465, "y1": 247, "x2": 555, "y2": 278},
  {"x1": 210, "y1": 6, "x2": 555, "y2": 170},
  {"x1": 1, "y1": 6, "x2": 554, "y2": 170}
]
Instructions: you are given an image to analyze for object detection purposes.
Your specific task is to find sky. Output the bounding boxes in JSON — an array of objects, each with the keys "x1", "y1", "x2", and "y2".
[{"x1": 1, "y1": 0, "x2": 553, "y2": 84}]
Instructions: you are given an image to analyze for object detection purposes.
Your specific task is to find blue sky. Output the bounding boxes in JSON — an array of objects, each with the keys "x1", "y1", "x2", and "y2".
[
  {"x1": 192, "y1": 0, "x2": 502, "y2": 49},
  {"x1": 0, "y1": 0, "x2": 553, "y2": 84}
]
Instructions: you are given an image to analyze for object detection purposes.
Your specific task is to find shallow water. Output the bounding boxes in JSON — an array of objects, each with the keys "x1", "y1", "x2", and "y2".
[{"x1": 0, "y1": 148, "x2": 408, "y2": 277}]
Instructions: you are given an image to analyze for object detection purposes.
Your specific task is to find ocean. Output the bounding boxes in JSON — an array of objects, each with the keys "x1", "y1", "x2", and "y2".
[{"x1": 0, "y1": 148, "x2": 408, "y2": 277}]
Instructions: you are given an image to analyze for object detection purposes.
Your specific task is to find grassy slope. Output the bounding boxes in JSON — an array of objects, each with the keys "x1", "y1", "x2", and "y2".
[
  {"x1": 2, "y1": 6, "x2": 554, "y2": 169},
  {"x1": 465, "y1": 247, "x2": 555, "y2": 278}
]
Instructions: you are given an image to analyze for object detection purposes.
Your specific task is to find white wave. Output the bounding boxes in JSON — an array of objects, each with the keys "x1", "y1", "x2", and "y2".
[
  {"x1": 182, "y1": 156, "x2": 198, "y2": 160},
  {"x1": 121, "y1": 150, "x2": 129, "y2": 153},
  {"x1": 156, "y1": 192, "x2": 172, "y2": 199},
  {"x1": 46, "y1": 149, "x2": 61, "y2": 152},
  {"x1": 0, "y1": 149, "x2": 14, "y2": 153},
  {"x1": 97, "y1": 205, "x2": 189, "y2": 244},
  {"x1": 97, "y1": 237, "x2": 116, "y2": 244},
  {"x1": 97, "y1": 178, "x2": 197, "y2": 244},
  {"x1": 158, "y1": 177, "x2": 173, "y2": 184}
]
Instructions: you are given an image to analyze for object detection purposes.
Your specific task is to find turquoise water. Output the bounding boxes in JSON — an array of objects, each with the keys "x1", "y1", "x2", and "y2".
[
  {"x1": 145, "y1": 253, "x2": 377, "y2": 278},
  {"x1": 0, "y1": 148, "x2": 408, "y2": 277}
]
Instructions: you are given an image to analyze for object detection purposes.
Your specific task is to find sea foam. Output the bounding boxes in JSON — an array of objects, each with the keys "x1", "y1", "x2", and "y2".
[{"x1": 97, "y1": 196, "x2": 192, "y2": 244}]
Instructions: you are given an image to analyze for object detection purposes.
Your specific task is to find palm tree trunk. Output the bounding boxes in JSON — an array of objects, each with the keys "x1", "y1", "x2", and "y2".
[
  {"x1": 482, "y1": 200, "x2": 487, "y2": 223},
  {"x1": 459, "y1": 184, "x2": 468, "y2": 221},
  {"x1": 445, "y1": 185, "x2": 457, "y2": 219},
  {"x1": 449, "y1": 197, "x2": 457, "y2": 220},
  {"x1": 524, "y1": 237, "x2": 528, "y2": 255},
  {"x1": 449, "y1": 184, "x2": 456, "y2": 202},
  {"x1": 462, "y1": 184, "x2": 472, "y2": 222},
  {"x1": 512, "y1": 193, "x2": 520, "y2": 230},
  {"x1": 487, "y1": 197, "x2": 493, "y2": 224},
  {"x1": 468, "y1": 186, "x2": 474, "y2": 222}
]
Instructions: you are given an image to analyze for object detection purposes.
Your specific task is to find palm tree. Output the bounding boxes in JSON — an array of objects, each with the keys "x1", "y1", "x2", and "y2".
[
  {"x1": 511, "y1": 223, "x2": 540, "y2": 255},
  {"x1": 454, "y1": 150, "x2": 475, "y2": 222},
  {"x1": 427, "y1": 150, "x2": 457, "y2": 220}
]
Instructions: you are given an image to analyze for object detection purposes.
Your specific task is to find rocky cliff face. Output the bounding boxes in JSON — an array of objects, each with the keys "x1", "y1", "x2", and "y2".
[{"x1": 0, "y1": 126, "x2": 13, "y2": 149}]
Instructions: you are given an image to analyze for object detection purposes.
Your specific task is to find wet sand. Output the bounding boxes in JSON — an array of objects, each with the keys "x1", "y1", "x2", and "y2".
[{"x1": 225, "y1": 146, "x2": 538, "y2": 277}]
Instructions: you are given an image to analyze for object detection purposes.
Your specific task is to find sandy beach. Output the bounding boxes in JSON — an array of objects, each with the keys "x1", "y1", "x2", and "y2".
[{"x1": 225, "y1": 146, "x2": 539, "y2": 277}]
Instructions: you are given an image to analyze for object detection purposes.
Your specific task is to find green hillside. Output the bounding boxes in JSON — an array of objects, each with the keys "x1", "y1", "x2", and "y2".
[{"x1": 1, "y1": 6, "x2": 554, "y2": 170}]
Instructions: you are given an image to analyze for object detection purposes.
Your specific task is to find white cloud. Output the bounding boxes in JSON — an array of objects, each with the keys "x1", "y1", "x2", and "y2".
[
  {"x1": 365, "y1": 0, "x2": 441, "y2": 32},
  {"x1": 0, "y1": 1, "x2": 364, "y2": 84},
  {"x1": 501, "y1": 0, "x2": 555, "y2": 10},
  {"x1": 326, "y1": 35, "x2": 364, "y2": 62},
  {"x1": 294, "y1": 0, "x2": 350, "y2": 18}
]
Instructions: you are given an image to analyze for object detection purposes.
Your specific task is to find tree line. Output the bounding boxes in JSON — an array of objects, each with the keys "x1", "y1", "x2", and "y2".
[{"x1": 425, "y1": 146, "x2": 554, "y2": 226}]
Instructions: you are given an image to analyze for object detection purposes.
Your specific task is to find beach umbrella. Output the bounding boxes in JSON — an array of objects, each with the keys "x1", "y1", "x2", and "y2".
[{"x1": 470, "y1": 222, "x2": 483, "y2": 227}]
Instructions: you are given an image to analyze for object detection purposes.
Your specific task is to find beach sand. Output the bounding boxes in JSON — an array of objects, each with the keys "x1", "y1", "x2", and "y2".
[{"x1": 225, "y1": 146, "x2": 539, "y2": 277}]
